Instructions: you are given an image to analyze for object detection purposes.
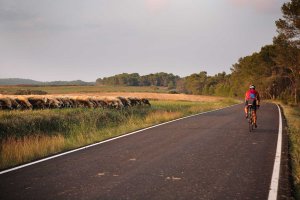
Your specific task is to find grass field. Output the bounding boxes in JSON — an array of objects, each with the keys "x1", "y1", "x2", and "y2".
[
  {"x1": 0, "y1": 97, "x2": 238, "y2": 170},
  {"x1": 0, "y1": 85, "x2": 168, "y2": 94},
  {"x1": 72, "y1": 92, "x2": 225, "y2": 102},
  {"x1": 280, "y1": 104, "x2": 300, "y2": 199}
]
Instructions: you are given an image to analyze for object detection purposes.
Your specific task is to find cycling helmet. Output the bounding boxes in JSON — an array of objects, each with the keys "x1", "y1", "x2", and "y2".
[{"x1": 249, "y1": 85, "x2": 255, "y2": 89}]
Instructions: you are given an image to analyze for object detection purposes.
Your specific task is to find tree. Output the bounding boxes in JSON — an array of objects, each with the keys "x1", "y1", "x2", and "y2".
[
  {"x1": 183, "y1": 71, "x2": 208, "y2": 95},
  {"x1": 176, "y1": 78, "x2": 187, "y2": 93},
  {"x1": 229, "y1": 44, "x2": 282, "y2": 99},
  {"x1": 273, "y1": 36, "x2": 300, "y2": 102},
  {"x1": 275, "y1": 0, "x2": 300, "y2": 104},
  {"x1": 276, "y1": 0, "x2": 300, "y2": 47},
  {"x1": 127, "y1": 73, "x2": 140, "y2": 86},
  {"x1": 167, "y1": 81, "x2": 175, "y2": 90}
]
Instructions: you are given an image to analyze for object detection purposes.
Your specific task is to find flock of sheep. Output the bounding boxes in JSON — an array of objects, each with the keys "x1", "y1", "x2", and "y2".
[{"x1": 0, "y1": 95, "x2": 151, "y2": 110}]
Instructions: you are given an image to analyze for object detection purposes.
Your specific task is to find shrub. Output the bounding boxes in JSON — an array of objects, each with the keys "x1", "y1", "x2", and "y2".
[
  {"x1": 168, "y1": 90, "x2": 179, "y2": 94},
  {"x1": 14, "y1": 89, "x2": 48, "y2": 95}
]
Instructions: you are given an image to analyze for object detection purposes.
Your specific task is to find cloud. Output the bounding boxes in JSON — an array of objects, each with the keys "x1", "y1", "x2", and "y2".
[
  {"x1": 227, "y1": 0, "x2": 283, "y2": 13},
  {"x1": 0, "y1": 2, "x2": 34, "y2": 22},
  {"x1": 145, "y1": 0, "x2": 170, "y2": 13},
  {"x1": 0, "y1": 0, "x2": 43, "y2": 30},
  {"x1": 0, "y1": 0, "x2": 80, "y2": 31}
]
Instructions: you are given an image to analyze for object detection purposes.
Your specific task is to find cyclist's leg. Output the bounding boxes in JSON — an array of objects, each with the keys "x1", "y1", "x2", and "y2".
[
  {"x1": 253, "y1": 101, "x2": 257, "y2": 127},
  {"x1": 253, "y1": 110, "x2": 257, "y2": 124},
  {"x1": 244, "y1": 101, "x2": 248, "y2": 118}
]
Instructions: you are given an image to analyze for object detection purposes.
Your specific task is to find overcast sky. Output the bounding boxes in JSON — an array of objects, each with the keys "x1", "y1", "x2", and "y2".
[{"x1": 0, "y1": 0, "x2": 287, "y2": 81}]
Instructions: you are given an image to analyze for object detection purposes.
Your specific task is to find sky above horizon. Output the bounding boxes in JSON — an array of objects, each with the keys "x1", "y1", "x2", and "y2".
[{"x1": 0, "y1": 0, "x2": 287, "y2": 82}]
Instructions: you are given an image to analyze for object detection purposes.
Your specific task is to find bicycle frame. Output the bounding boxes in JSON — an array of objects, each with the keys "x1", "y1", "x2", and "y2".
[{"x1": 247, "y1": 105, "x2": 254, "y2": 132}]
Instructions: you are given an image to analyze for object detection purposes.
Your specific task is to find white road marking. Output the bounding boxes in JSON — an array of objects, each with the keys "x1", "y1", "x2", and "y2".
[
  {"x1": 97, "y1": 172, "x2": 106, "y2": 176},
  {"x1": 268, "y1": 104, "x2": 283, "y2": 200},
  {"x1": 165, "y1": 176, "x2": 182, "y2": 181},
  {"x1": 0, "y1": 103, "x2": 240, "y2": 175}
]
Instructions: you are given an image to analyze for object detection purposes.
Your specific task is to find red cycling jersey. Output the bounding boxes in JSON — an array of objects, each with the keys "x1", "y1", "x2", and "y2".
[{"x1": 245, "y1": 89, "x2": 260, "y2": 101}]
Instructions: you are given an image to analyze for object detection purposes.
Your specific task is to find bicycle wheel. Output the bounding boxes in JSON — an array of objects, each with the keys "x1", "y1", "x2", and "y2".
[
  {"x1": 250, "y1": 108, "x2": 255, "y2": 131},
  {"x1": 248, "y1": 119, "x2": 253, "y2": 132},
  {"x1": 248, "y1": 107, "x2": 252, "y2": 132}
]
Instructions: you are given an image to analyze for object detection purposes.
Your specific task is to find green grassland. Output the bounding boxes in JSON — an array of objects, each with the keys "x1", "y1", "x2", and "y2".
[
  {"x1": 0, "y1": 85, "x2": 168, "y2": 94},
  {"x1": 280, "y1": 104, "x2": 300, "y2": 199},
  {"x1": 0, "y1": 98, "x2": 238, "y2": 170}
]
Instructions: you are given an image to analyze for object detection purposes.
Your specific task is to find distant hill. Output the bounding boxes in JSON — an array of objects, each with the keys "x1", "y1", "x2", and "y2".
[
  {"x1": 0, "y1": 78, "x2": 94, "y2": 86},
  {"x1": 0, "y1": 78, "x2": 42, "y2": 85}
]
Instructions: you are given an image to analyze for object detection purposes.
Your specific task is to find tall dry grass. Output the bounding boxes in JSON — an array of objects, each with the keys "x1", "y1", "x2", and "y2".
[
  {"x1": 70, "y1": 92, "x2": 225, "y2": 102},
  {"x1": 0, "y1": 135, "x2": 65, "y2": 168},
  {"x1": 280, "y1": 104, "x2": 300, "y2": 199},
  {"x1": 144, "y1": 111, "x2": 182, "y2": 124}
]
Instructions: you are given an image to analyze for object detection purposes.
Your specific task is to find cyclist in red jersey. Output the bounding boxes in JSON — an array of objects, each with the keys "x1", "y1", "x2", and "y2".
[{"x1": 244, "y1": 85, "x2": 260, "y2": 127}]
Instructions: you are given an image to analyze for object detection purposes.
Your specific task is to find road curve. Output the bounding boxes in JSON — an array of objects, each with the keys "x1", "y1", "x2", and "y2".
[{"x1": 0, "y1": 103, "x2": 281, "y2": 200}]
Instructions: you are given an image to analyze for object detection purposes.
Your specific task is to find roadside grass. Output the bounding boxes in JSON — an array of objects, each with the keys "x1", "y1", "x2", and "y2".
[
  {"x1": 279, "y1": 103, "x2": 300, "y2": 199},
  {"x1": 0, "y1": 135, "x2": 65, "y2": 168},
  {"x1": 0, "y1": 98, "x2": 239, "y2": 170}
]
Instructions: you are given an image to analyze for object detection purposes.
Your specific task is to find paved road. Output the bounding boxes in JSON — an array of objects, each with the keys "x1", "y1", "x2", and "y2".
[{"x1": 0, "y1": 103, "x2": 281, "y2": 200}]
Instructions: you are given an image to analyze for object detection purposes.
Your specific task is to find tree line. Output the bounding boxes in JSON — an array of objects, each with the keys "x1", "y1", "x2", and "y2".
[
  {"x1": 96, "y1": 0, "x2": 300, "y2": 104},
  {"x1": 96, "y1": 71, "x2": 233, "y2": 96},
  {"x1": 96, "y1": 72, "x2": 180, "y2": 89}
]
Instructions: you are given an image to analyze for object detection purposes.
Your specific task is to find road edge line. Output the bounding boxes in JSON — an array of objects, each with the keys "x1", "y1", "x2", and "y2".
[
  {"x1": 0, "y1": 103, "x2": 241, "y2": 175},
  {"x1": 268, "y1": 104, "x2": 283, "y2": 200}
]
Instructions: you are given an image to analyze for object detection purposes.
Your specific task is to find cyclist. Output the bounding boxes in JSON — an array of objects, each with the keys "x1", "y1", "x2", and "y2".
[{"x1": 244, "y1": 84, "x2": 260, "y2": 127}]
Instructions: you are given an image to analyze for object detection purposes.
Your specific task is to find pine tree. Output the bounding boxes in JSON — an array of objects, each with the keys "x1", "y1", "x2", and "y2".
[{"x1": 275, "y1": 0, "x2": 300, "y2": 104}]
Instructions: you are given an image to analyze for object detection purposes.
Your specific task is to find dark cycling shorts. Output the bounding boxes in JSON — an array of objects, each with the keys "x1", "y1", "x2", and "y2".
[{"x1": 245, "y1": 99, "x2": 257, "y2": 110}]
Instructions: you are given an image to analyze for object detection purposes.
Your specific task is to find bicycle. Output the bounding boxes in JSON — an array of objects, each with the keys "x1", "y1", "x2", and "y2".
[{"x1": 247, "y1": 104, "x2": 255, "y2": 132}]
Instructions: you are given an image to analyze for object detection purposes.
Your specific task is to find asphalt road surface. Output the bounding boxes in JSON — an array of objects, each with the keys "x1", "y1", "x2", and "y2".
[{"x1": 0, "y1": 103, "x2": 283, "y2": 200}]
